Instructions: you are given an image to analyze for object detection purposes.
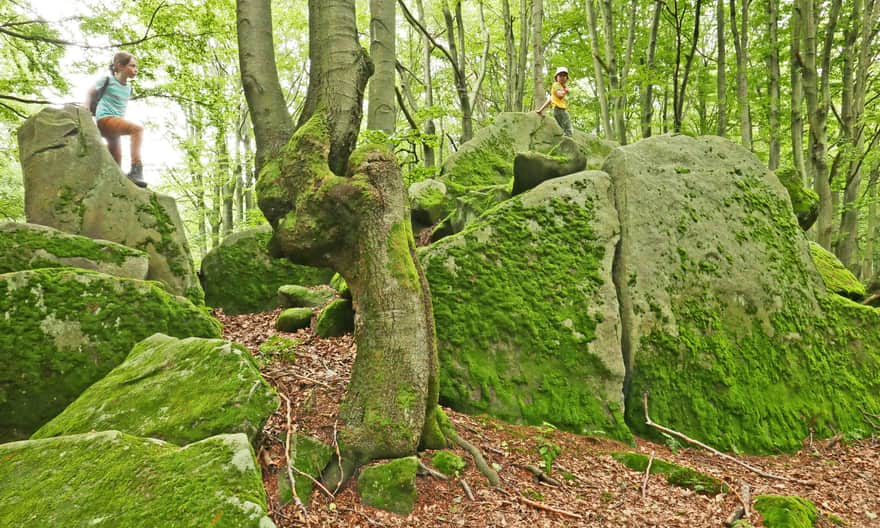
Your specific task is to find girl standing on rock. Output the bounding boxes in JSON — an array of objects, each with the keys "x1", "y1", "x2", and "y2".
[{"x1": 85, "y1": 52, "x2": 146, "y2": 188}]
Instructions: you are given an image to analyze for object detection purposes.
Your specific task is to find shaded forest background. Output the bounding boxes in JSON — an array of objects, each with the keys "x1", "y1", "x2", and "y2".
[{"x1": 1, "y1": 0, "x2": 878, "y2": 280}]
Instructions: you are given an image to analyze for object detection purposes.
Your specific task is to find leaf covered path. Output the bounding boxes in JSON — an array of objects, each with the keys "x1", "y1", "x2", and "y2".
[{"x1": 219, "y1": 309, "x2": 880, "y2": 528}]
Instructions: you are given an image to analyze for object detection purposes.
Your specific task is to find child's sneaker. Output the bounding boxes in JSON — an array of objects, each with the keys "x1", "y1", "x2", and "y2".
[{"x1": 127, "y1": 163, "x2": 147, "y2": 188}]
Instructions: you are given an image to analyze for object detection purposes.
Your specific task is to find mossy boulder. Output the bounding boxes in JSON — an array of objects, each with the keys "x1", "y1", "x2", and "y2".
[
  {"x1": 330, "y1": 272, "x2": 351, "y2": 299},
  {"x1": 277, "y1": 434, "x2": 333, "y2": 507},
  {"x1": 512, "y1": 142, "x2": 586, "y2": 196},
  {"x1": 408, "y1": 178, "x2": 450, "y2": 227},
  {"x1": 277, "y1": 284, "x2": 335, "y2": 308},
  {"x1": 422, "y1": 171, "x2": 630, "y2": 441},
  {"x1": 611, "y1": 452, "x2": 727, "y2": 495},
  {"x1": 808, "y1": 241, "x2": 865, "y2": 300},
  {"x1": 439, "y1": 112, "x2": 608, "y2": 195},
  {"x1": 0, "y1": 222, "x2": 149, "y2": 279},
  {"x1": 0, "y1": 431, "x2": 275, "y2": 527},
  {"x1": 314, "y1": 298, "x2": 355, "y2": 337},
  {"x1": 357, "y1": 456, "x2": 419, "y2": 515},
  {"x1": 201, "y1": 225, "x2": 334, "y2": 314},
  {"x1": 32, "y1": 334, "x2": 278, "y2": 445},
  {"x1": 275, "y1": 307, "x2": 313, "y2": 332},
  {"x1": 18, "y1": 105, "x2": 204, "y2": 304},
  {"x1": 754, "y1": 495, "x2": 818, "y2": 528},
  {"x1": 775, "y1": 167, "x2": 819, "y2": 230},
  {"x1": 431, "y1": 450, "x2": 466, "y2": 476},
  {"x1": 609, "y1": 134, "x2": 880, "y2": 453},
  {"x1": 0, "y1": 268, "x2": 222, "y2": 442},
  {"x1": 431, "y1": 184, "x2": 511, "y2": 241}
]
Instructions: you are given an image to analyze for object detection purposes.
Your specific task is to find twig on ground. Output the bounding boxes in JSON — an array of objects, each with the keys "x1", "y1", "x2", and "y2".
[
  {"x1": 523, "y1": 464, "x2": 563, "y2": 487},
  {"x1": 418, "y1": 460, "x2": 450, "y2": 480},
  {"x1": 642, "y1": 392, "x2": 817, "y2": 486},
  {"x1": 460, "y1": 478, "x2": 475, "y2": 501},
  {"x1": 724, "y1": 506, "x2": 745, "y2": 527},
  {"x1": 332, "y1": 420, "x2": 344, "y2": 495},
  {"x1": 740, "y1": 482, "x2": 751, "y2": 517},
  {"x1": 510, "y1": 492, "x2": 584, "y2": 520},
  {"x1": 279, "y1": 393, "x2": 308, "y2": 518},
  {"x1": 641, "y1": 450, "x2": 655, "y2": 499}
]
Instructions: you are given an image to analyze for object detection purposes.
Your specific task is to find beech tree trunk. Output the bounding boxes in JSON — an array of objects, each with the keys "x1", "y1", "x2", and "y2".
[
  {"x1": 237, "y1": 0, "x2": 446, "y2": 489},
  {"x1": 730, "y1": 0, "x2": 751, "y2": 148},
  {"x1": 716, "y1": 0, "x2": 726, "y2": 137},
  {"x1": 790, "y1": 0, "x2": 806, "y2": 184},
  {"x1": 766, "y1": 0, "x2": 780, "y2": 170},
  {"x1": 639, "y1": 0, "x2": 661, "y2": 138},
  {"x1": 585, "y1": 0, "x2": 611, "y2": 136},
  {"x1": 531, "y1": 0, "x2": 545, "y2": 106},
  {"x1": 367, "y1": 0, "x2": 397, "y2": 133}
]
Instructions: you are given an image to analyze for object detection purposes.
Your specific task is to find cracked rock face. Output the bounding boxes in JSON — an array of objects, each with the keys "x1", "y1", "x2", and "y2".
[{"x1": 17, "y1": 104, "x2": 203, "y2": 304}]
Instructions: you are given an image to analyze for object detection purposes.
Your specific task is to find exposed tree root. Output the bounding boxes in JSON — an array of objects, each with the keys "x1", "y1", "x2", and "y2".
[{"x1": 444, "y1": 426, "x2": 500, "y2": 487}]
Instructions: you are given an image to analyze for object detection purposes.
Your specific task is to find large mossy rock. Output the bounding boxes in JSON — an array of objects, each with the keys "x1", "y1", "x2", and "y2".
[
  {"x1": 808, "y1": 241, "x2": 866, "y2": 300},
  {"x1": 17, "y1": 104, "x2": 204, "y2": 304},
  {"x1": 357, "y1": 456, "x2": 419, "y2": 515},
  {"x1": 753, "y1": 495, "x2": 818, "y2": 528},
  {"x1": 438, "y1": 112, "x2": 611, "y2": 194},
  {"x1": 609, "y1": 134, "x2": 880, "y2": 453},
  {"x1": 201, "y1": 225, "x2": 334, "y2": 314},
  {"x1": 32, "y1": 334, "x2": 278, "y2": 445},
  {"x1": 422, "y1": 172, "x2": 630, "y2": 441},
  {"x1": 0, "y1": 222, "x2": 149, "y2": 278},
  {"x1": 0, "y1": 268, "x2": 222, "y2": 442},
  {"x1": 0, "y1": 431, "x2": 275, "y2": 528}
]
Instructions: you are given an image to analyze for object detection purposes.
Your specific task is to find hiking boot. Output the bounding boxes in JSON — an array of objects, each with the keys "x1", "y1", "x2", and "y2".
[{"x1": 127, "y1": 163, "x2": 147, "y2": 188}]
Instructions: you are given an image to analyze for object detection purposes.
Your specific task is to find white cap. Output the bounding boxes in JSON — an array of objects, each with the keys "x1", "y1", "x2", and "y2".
[{"x1": 555, "y1": 66, "x2": 569, "y2": 77}]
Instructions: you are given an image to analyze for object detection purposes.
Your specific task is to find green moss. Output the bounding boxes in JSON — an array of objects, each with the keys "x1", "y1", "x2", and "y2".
[
  {"x1": 277, "y1": 284, "x2": 334, "y2": 308},
  {"x1": 431, "y1": 450, "x2": 466, "y2": 476},
  {"x1": 754, "y1": 495, "x2": 818, "y2": 528},
  {"x1": 278, "y1": 434, "x2": 333, "y2": 507},
  {"x1": 423, "y1": 176, "x2": 630, "y2": 442},
  {"x1": 775, "y1": 167, "x2": 819, "y2": 230},
  {"x1": 387, "y1": 221, "x2": 420, "y2": 292},
  {"x1": 258, "y1": 335, "x2": 300, "y2": 362},
  {"x1": 611, "y1": 452, "x2": 727, "y2": 495},
  {"x1": 314, "y1": 299, "x2": 354, "y2": 337},
  {"x1": 0, "y1": 268, "x2": 222, "y2": 442},
  {"x1": 32, "y1": 335, "x2": 279, "y2": 446},
  {"x1": 808, "y1": 242, "x2": 866, "y2": 300},
  {"x1": 330, "y1": 272, "x2": 351, "y2": 298},
  {"x1": 201, "y1": 226, "x2": 334, "y2": 315},
  {"x1": 624, "y1": 169, "x2": 880, "y2": 454},
  {"x1": 357, "y1": 456, "x2": 419, "y2": 515},
  {"x1": 275, "y1": 307, "x2": 313, "y2": 332},
  {"x1": 440, "y1": 129, "x2": 516, "y2": 193},
  {"x1": 0, "y1": 223, "x2": 146, "y2": 273},
  {"x1": 0, "y1": 431, "x2": 273, "y2": 527}
]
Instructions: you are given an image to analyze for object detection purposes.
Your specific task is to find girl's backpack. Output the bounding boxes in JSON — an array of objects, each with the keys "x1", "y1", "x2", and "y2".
[{"x1": 89, "y1": 77, "x2": 111, "y2": 116}]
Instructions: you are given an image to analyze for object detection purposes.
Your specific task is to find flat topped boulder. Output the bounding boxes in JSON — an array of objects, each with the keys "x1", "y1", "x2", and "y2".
[
  {"x1": 33, "y1": 334, "x2": 278, "y2": 446},
  {"x1": 0, "y1": 267, "x2": 221, "y2": 442},
  {"x1": 0, "y1": 431, "x2": 275, "y2": 528},
  {"x1": 17, "y1": 104, "x2": 203, "y2": 304},
  {"x1": 0, "y1": 221, "x2": 149, "y2": 278},
  {"x1": 201, "y1": 225, "x2": 334, "y2": 314}
]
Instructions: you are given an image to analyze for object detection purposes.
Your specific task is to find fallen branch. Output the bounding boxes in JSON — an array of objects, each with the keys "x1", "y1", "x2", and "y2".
[
  {"x1": 331, "y1": 420, "x2": 344, "y2": 495},
  {"x1": 418, "y1": 460, "x2": 450, "y2": 480},
  {"x1": 279, "y1": 393, "x2": 308, "y2": 517},
  {"x1": 642, "y1": 392, "x2": 817, "y2": 486},
  {"x1": 641, "y1": 450, "x2": 655, "y2": 499},
  {"x1": 512, "y1": 492, "x2": 584, "y2": 520},
  {"x1": 460, "y1": 478, "x2": 475, "y2": 501},
  {"x1": 523, "y1": 464, "x2": 563, "y2": 487}
]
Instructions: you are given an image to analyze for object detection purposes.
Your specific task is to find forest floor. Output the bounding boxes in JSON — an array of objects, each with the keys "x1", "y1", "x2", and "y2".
[{"x1": 219, "y1": 309, "x2": 880, "y2": 528}]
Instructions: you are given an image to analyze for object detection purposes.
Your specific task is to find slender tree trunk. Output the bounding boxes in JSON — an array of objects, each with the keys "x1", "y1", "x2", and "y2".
[
  {"x1": 586, "y1": 0, "x2": 611, "y2": 136},
  {"x1": 600, "y1": 0, "x2": 625, "y2": 143},
  {"x1": 675, "y1": 0, "x2": 702, "y2": 132},
  {"x1": 640, "y1": 0, "x2": 662, "y2": 138},
  {"x1": 415, "y1": 0, "x2": 435, "y2": 168},
  {"x1": 502, "y1": 0, "x2": 515, "y2": 112},
  {"x1": 790, "y1": 0, "x2": 806, "y2": 184},
  {"x1": 730, "y1": 0, "x2": 751, "y2": 148},
  {"x1": 716, "y1": 0, "x2": 727, "y2": 137},
  {"x1": 531, "y1": 0, "x2": 545, "y2": 106},
  {"x1": 515, "y1": 0, "x2": 530, "y2": 111},
  {"x1": 865, "y1": 168, "x2": 880, "y2": 280},
  {"x1": 367, "y1": 0, "x2": 397, "y2": 133},
  {"x1": 767, "y1": 0, "x2": 780, "y2": 169},
  {"x1": 217, "y1": 122, "x2": 234, "y2": 236}
]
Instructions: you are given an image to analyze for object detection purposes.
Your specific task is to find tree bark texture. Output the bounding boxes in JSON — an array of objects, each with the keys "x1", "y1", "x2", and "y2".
[
  {"x1": 367, "y1": 0, "x2": 397, "y2": 133},
  {"x1": 640, "y1": 0, "x2": 661, "y2": 138},
  {"x1": 716, "y1": 0, "x2": 727, "y2": 137},
  {"x1": 790, "y1": 0, "x2": 806, "y2": 183},
  {"x1": 729, "y1": 0, "x2": 751, "y2": 148},
  {"x1": 531, "y1": 0, "x2": 545, "y2": 106},
  {"x1": 766, "y1": 0, "x2": 780, "y2": 170},
  {"x1": 586, "y1": 0, "x2": 611, "y2": 136}
]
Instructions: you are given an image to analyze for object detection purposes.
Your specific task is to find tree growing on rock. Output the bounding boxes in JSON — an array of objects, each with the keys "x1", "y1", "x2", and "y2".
[{"x1": 236, "y1": 0, "x2": 480, "y2": 489}]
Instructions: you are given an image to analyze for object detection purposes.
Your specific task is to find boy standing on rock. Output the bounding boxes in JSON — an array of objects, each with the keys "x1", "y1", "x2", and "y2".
[{"x1": 536, "y1": 66, "x2": 573, "y2": 137}]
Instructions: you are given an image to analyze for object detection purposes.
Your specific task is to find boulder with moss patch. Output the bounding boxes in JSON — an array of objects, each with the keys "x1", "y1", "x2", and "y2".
[
  {"x1": 32, "y1": 334, "x2": 278, "y2": 445},
  {"x1": 18, "y1": 105, "x2": 204, "y2": 304},
  {"x1": 357, "y1": 456, "x2": 419, "y2": 515},
  {"x1": 422, "y1": 171, "x2": 630, "y2": 441},
  {"x1": 201, "y1": 225, "x2": 334, "y2": 314},
  {"x1": 314, "y1": 298, "x2": 355, "y2": 337},
  {"x1": 0, "y1": 431, "x2": 275, "y2": 527},
  {"x1": 276, "y1": 307, "x2": 314, "y2": 332},
  {"x1": 431, "y1": 450, "x2": 466, "y2": 476},
  {"x1": 611, "y1": 452, "x2": 726, "y2": 495},
  {"x1": 754, "y1": 495, "x2": 818, "y2": 528},
  {"x1": 0, "y1": 222, "x2": 149, "y2": 278},
  {"x1": 775, "y1": 167, "x2": 819, "y2": 231},
  {"x1": 277, "y1": 434, "x2": 333, "y2": 507},
  {"x1": 409, "y1": 178, "x2": 450, "y2": 227},
  {"x1": 609, "y1": 135, "x2": 880, "y2": 453},
  {"x1": 0, "y1": 268, "x2": 221, "y2": 442},
  {"x1": 277, "y1": 284, "x2": 335, "y2": 308},
  {"x1": 808, "y1": 242, "x2": 865, "y2": 300}
]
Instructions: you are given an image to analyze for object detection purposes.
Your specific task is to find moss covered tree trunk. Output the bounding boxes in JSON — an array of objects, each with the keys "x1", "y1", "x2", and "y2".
[{"x1": 237, "y1": 0, "x2": 445, "y2": 487}]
